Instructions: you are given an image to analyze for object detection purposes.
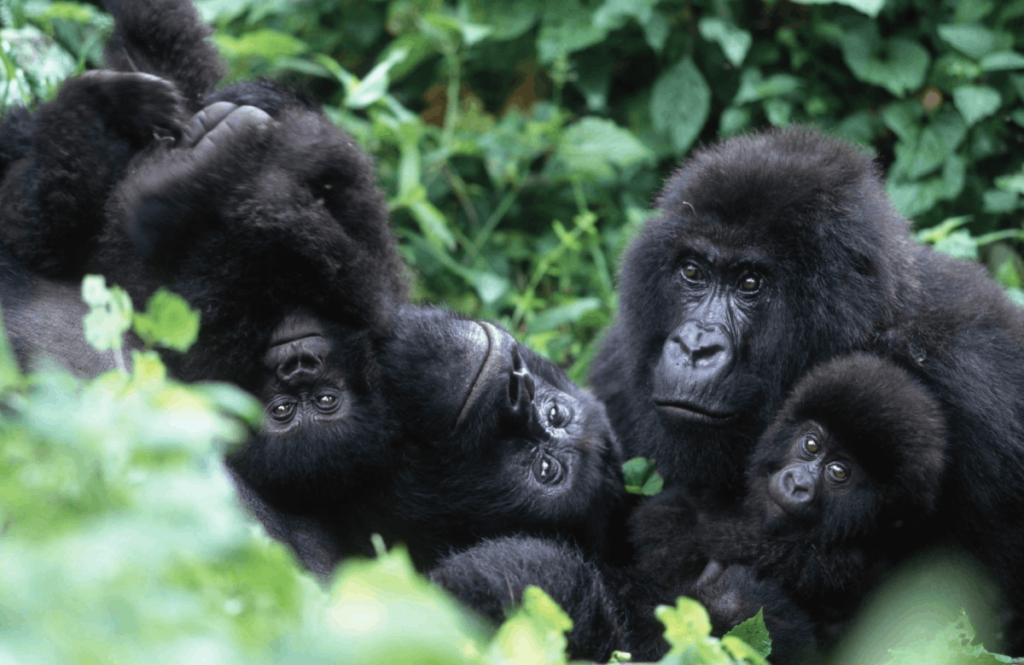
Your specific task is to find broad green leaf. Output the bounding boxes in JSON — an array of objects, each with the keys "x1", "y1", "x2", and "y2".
[
  {"x1": 487, "y1": 586, "x2": 572, "y2": 665},
  {"x1": 344, "y1": 47, "x2": 408, "y2": 109},
  {"x1": 719, "y1": 107, "x2": 752, "y2": 137},
  {"x1": 980, "y1": 51, "x2": 1024, "y2": 71},
  {"x1": 622, "y1": 457, "x2": 664, "y2": 496},
  {"x1": 536, "y1": 1, "x2": 609, "y2": 64},
  {"x1": 983, "y1": 189, "x2": 1018, "y2": 214},
  {"x1": 529, "y1": 298, "x2": 602, "y2": 333},
  {"x1": 699, "y1": 18, "x2": 752, "y2": 67},
  {"x1": 996, "y1": 171, "x2": 1024, "y2": 194},
  {"x1": 724, "y1": 608, "x2": 772, "y2": 660},
  {"x1": 552, "y1": 117, "x2": 655, "y2": 181},
  {"x1": 650, "y1": 58, "x2": 710, "y2": 156},
  {"x1": 656, "y1": 597, "x2": 712, "y2": 650},
  {"x1": 214, "y1": 29, "x2": 307, "y2": 60},
  {"x1": 477, "y1": 0, "x2": 541, "y2": 40},
  {"x1": 733, "y1": 68, "x2": 802, "y2": 104},
  {"x1": 132, "y1": 289, "x2": 200, "y2": 352},
  {"x1": 409, "y1": 198, "x2": 457, "y2": 252},
  {"x1": 953, "y1": 86, "x2": 1001, "y2": 125},
  {"x1": 937, "y1": 24, "x2": 1011, "y2": 60},
  {"x1": 790, "y1": 0, "x2": 885, "y2": 18},
  {"x1": 82, "y1": 275, "x2": 133, "y2": 353},
  {"x1": 643, "y1": 11, "x2": 671, "y2": 52},
  {"x1": 840, "y1": 25, "x2": 929, "y2": 97}
]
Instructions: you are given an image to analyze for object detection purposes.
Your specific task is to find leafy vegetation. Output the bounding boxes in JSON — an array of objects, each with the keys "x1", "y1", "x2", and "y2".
[{"x1": 2, "y1": 0, "x2": 1023, "y2": 661}]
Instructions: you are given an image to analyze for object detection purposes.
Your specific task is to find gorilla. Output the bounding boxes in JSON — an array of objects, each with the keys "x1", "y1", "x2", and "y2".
[
  {"x1": 0, "y1": 0, "x2": 625, "y2": 578},
  {"x1": 588, "y1": 127, "x2": 1024, "y2": 654},
  {"x1": 629, "y1": 353, "x2": 947, "y2": 659},
  {"x1": 430, "y1": 354, "x2": 947, "y2": 663},
  {"x1": 590, "y1": 128, "x2": 916, "y2": 508}
]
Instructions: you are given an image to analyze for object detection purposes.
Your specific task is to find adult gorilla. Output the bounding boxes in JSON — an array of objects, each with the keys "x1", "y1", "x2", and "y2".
[
  {"x1": 591, "y1": 129, "x2": 916, "y2": 506},
  {"x1": 591, "y1": 128, "x2": 1024, "y2": 654}
]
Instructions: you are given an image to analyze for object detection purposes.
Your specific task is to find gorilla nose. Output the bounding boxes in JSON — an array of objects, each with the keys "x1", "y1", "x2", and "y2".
[
  {"x1": 276, "y1": 350, "x2": 323, "y2": 384},
  {"x1": 776, "y1": 466, "x2": 817, "y2": 505},
  {"x1": 673, "y1": 320, "x2": 734, "y2": 370},
  {"x1": 507, "y1": 344, "x2": 537, "y2": 417}
]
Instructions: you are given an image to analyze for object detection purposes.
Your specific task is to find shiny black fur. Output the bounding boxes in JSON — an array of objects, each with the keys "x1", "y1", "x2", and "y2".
[{"x1": 591, "y1": 128, "x2": 916, "y2": 507}]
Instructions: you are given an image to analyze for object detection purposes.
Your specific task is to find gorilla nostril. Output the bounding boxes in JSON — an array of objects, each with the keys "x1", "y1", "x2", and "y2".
[{"x1": 277, "y1": 352, "x2": 323, "y2": 383}]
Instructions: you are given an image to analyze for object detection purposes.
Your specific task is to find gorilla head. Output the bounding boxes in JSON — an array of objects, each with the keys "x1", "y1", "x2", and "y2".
[
  {"x1": 377, "y1": 306, "x2": 625, "y2": 569},
  {"x1": 750, "y1": 353, "x2": 947, "y2": 544},
  {"x1": 592, "y1": 127, "x2": 917, "y2": 501}
]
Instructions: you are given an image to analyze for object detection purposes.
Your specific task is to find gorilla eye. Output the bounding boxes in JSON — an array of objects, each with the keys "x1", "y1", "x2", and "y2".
[
  {"x1": 269, "y1": 401, "x2": 296, "y2": 422},
  {"x1": 803, "y1": 435, "x2": 820, "y2": 455},
  {"x1": 739, "y1": 274, "x2": 761, "y2": 293},
  {"x1": 533, "y1": 453, "x2": 564, "y2": 485},
  {"x1": 827, "y1": 462, "x2": 850, "y2": 482},
  {"x1": 547, "y1": 402, "x2": 572, "y2": 428},
  {"x1": 314, "y1": 393, "x2": 339, "y2": 412},
  {"x1": 681, "y1": 262, "x2": 704, "y2": 282}
]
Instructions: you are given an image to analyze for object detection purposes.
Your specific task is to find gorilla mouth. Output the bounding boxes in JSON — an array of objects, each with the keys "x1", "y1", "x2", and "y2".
[
  {"x1": 269, "y1": 312, "x2": 327, "y2": 347},
  {"x1": 654, "y1": 400, "x2": 737, "y2": 424},
  {"x1": 454, "y1": 321, "x2": 506, "y2": 430}
]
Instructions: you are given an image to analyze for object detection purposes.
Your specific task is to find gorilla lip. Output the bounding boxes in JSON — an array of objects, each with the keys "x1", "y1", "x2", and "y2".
[
  {"x1": 654, "y1": 401, "x2": 737, "y2": 424},
  {"x1": 454, "y1": 321, "x2": 505, "y2": 430}
]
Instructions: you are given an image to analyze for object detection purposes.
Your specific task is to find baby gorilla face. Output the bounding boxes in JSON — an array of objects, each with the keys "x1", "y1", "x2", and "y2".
[{"x1": 379, "y1": 306, "x2": 624, "y2": 568}]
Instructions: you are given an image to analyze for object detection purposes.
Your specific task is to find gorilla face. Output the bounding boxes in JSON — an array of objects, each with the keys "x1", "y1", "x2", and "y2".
[
  {"x1": 380, "y1": 306, "x2": 624, "y2": 568},
  {"x1": 226, "y1": 311, "x2": 393, "y2": 511}
]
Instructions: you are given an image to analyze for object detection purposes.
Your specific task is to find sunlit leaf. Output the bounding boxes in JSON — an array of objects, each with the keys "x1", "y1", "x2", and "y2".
[
  {"x1": 953, "y1": 85, "x2": 1002, "y2": 125},
  {"x1": 132, "y1": 288, "x2": 200, "y2": 352}
]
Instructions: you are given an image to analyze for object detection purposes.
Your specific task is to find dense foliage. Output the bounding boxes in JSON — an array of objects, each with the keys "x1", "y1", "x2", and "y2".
[{"x1": 2, "y1": 0, "x2": 1023, "y2": 661}]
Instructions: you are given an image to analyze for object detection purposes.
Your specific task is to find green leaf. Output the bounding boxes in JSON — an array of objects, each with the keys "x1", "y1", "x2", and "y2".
[
  {"x1": 724, "y1": 608, "x2": 772, "y2": 660},
  {"x1": 980, "y1": 51, "x2": 1024, "y2": 71},
  {"x1": 190, "y1": 382, "x2": 264, "y2": 430},
  {"x1": 529, "y1": 298, "x2": 602, "y2": 333},
  {"x1": 953, "y1": 86, "x2": 1002, "y2": 125},
  {"x1": 937, "y1": 24, "x2": 1011, "y2": 60},
  {"x1": 840, "y1": 25, "x2": 930, "y2": 97},
  {"x1": 699, "y1": 18, "x2": 752, "y2": 67},
  {"x1": 996, "y1": 171, "x2": 1024, "y2": 194},
  {"x1": 487, "y1": 585, "x2": 572, "y2": 664},
  {"x1": 214, "y1": 29, "x2": 308, "y2": 60},
  {"x1": 552, "y1": 117, "x2": 655, "y2": 181},
  {"x1": 81, "y1": 275, "x2": 133, "y2": 353},
  {"x1": 734, "y1": 68, "x2": 803, "y2": 104},
  {"x1": 344, "y1": 47, "x2": 408, "y2": 109},
  {"x1": 790, "y1": 0, "x2": 885, "y2": 18},
  {"x1": 656, "y1": 596, "x2": 713, "y2": 651},
  {"x1": 983, "y1": 189, "x2": 1018, "y2": 213},
  {"x1": 650, "y1": 58, "x2": 710, "y2": 156},
  {"x1": 536, "y1": 0, "x2": 609, "y2": 64},
  {"x1": 132, "y1": 288, "x2": 200, "y2": 352},
  {"x1": 622, "y1": 457, "x2": 664, "y2": 496}
]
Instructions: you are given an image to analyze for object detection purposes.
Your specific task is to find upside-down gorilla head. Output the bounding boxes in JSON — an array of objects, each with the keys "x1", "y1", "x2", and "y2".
[{"x1": 592, "y1": 127, "x2": 917, "y2": 497}]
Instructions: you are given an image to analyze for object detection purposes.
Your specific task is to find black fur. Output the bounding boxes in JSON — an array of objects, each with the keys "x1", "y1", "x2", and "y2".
[
  {"x1": 630, "y1": 354, "x2": 947, "y2": 659},
  {"x1": 590, "y1": 127, "x2": 916, "y2": 506}
]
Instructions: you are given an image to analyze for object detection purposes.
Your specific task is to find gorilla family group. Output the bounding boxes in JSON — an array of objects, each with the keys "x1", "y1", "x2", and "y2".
[{"x1": 2, "y1": 1, "x2": 1023, "y2": 662}]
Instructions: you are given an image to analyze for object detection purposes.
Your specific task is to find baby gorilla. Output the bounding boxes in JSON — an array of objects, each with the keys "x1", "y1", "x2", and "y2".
[
  {"x1": 630, "y1": 353, "x2": 948, "y2": 659},
  {"x1": 372, "y1": 306, "x2": 626, "y2": 571}
]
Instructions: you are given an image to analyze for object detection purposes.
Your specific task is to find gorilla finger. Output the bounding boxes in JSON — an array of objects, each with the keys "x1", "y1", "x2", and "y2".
[
  {"x1": 192, "y1": 105, "x2": 274, "y2": 162},
  {"x1": 181, "y1": 101, "x2": 238, "y2": 147}
]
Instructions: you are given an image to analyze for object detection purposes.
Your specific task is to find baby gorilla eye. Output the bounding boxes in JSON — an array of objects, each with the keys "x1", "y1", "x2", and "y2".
[
  {"x1": 314, "y1": 393, "x2": 339, "y2": 412},
  {"x1": 269, "y1": 400, "x2": 296, "y2": 422},
  {"x1": 739, "y1": 273, "x2": 761, "y2": 293},
  {"x1": 546, "y1": 402, "x2": 572, "y2": 428},
  {"x1": 827, "y1": 462, "x2": 850, "y2": 482},
  {"x1": 681, "y1": 262, "x2": 704, "y2": 282},
  {"x1": 803, "y1": 435, "x2": 820, "y2": 455},
  {"x1": 532, "y1": 453, "x2": 564, "y2": 485}
]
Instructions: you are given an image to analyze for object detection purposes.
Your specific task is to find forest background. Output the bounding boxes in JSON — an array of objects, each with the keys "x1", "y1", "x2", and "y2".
[{"x1": 1, "y1": 0, "x2": 1023, "y2": 662}]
